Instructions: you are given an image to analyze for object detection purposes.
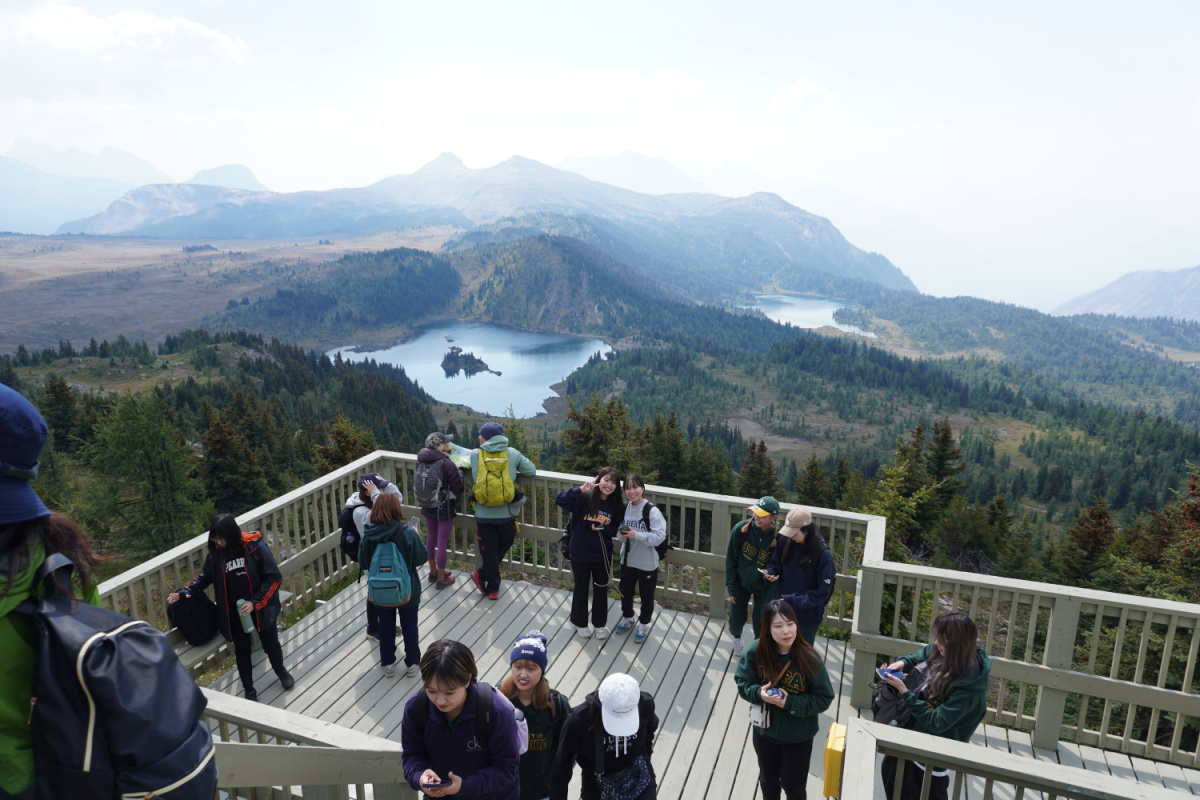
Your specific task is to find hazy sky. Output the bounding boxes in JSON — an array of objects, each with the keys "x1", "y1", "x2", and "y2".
[{"x1": 3, "y1": 0, "x2": 1199, "y2": 308}]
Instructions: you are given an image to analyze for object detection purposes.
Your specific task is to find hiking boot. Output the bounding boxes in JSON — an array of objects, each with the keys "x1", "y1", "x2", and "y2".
[
  {"x1": 594, "y1": 627, "x2": 611, "y2": 640},
  {"x1": 614, "y1": 617, "x2": 636, "y2": 635},
  {"x1": 437, "y1": 571, "x2": 455, "y2": 588},
  {"x1": 576, "y1": 625, "x2": 592, "y2": 638},
  {"x1": 277, "y1": 669, "x2": 295, "y2": 690},
  {"x1": 634, "y1": 623, "x2": 650, "y2": 644},
  {"x1": 471, "y1": 571, "x2": 484, "y2": 594},
  {"x1": 244, "y1": 688, "x2": 258, "y2": 702},
  {"x1": 731, "y1": 635, "x2": 745, "y2": 658}
]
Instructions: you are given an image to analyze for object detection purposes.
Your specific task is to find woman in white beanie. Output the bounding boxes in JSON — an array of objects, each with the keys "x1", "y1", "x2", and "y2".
[{"x1": 498, "y1": 630, "x2": 572, "y2": 800}]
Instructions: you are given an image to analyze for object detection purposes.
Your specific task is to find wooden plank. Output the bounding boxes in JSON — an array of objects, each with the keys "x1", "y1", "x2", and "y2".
[
  {"x1": 1076, "y1": 743, "x2": 1112, "y2": 776},
  {"x1": 1101, "y1": 749, "x2": 1137, "y2": 784},
  {"x1": 1056, "y1": 741, "x2": 1086, "y2": 771},
  {"x1": 1006, "y1": 730, "x2": 1044, "y2": 800},
  {"x1": 1184, "y1": 767, "x2": 1200, "y2": 796},
  {"x1": 983, "y1": 725, "x2": 1017, "y2": 800},
  {"x1": 646, "y1": 616, "x2": 722, "y2": 790},
  {"x1": 1153, "y1": 762, "x2": 1194, "y2": 795},
  {"x1": 1128, "y1": 756, "x2": 1166, "y2": 788}
]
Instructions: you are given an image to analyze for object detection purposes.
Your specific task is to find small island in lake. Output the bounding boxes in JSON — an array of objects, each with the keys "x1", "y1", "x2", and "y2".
[{"x1": 441, "y1": 346, "x2": 501, "y2": 377}]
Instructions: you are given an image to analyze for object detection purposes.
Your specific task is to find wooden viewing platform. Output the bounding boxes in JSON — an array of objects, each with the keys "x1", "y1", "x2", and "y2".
[{"x1": 205, "y1": 568, "x2": 1200, "y2": 800}]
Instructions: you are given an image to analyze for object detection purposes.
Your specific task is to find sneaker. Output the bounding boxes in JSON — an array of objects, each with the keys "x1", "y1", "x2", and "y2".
[
  {"x1": 488, "y1": 592, "x2": 499, "y2": 600},
  {"x1": 276, "y1": 669, "x2": 295, "y2": 690},
  {"x1": 366, "y1": 628, "x2": 379, "y2": 642},
  {"x1": 731, "y1": 635, "x2": 745, "y2": 658},
  {"x1": 634, "y1": 623, "x2": 650, "y2": 644},
  {"x1": 405, "y1": 663, "x2": 420, "y2": 678},
  {"x1": 614, "y1": 617, "x2": 635, "y2": 635},
  {"x1": 594, "y1": 627, "x2": 611, "y2": 640},
  {"x1": 471, "y1": 571, "x2": 484, "y2": 594},
  {"x1": 244, "y1": 688, "x2": 258, "y2": 702},
  {"x1": 576, "y1": 625, "x2": 593, "y2": 638},
  {"x1": 381, "y1": 662, "x2": 396, "y2": 678}
]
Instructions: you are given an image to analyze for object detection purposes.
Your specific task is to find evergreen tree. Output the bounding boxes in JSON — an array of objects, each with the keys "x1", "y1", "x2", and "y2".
[
  {"x1": 1059, "y1": 499, "x2": 1118, "y2": 587},
  {"x1": 793, "y1": 453, "x2": 833, "y2": 508},
  {"x1": 738, "y1": 438, "x2": 784, "y2": 499},
  {"x1": 314, "y1": 411, "x2": 380, "y2": 475},
  {"x1": 831, "y1": 457, "x2": 852, "y2": 508},
  {"x1": 996, "y1": 516, "x2": 1042, "y2": 580},
  {"x1": 0, "y1": 355, "x2": 18, "y2": 388},
  {"x1": 926, "y1": 419, "x2": 968, "y2": 509},
  {"x1": 202, "y1": 415, "x2": 272, "y2": 515},
  {"x1": 502, "y1": 405, "x2": 541, "y2": 466},
  {"x1": 41, "y1": 376, "x2": 79, "y2": 453},
  {"x1": 81, "y1": 394, "x2": 211, "y2": 554}
]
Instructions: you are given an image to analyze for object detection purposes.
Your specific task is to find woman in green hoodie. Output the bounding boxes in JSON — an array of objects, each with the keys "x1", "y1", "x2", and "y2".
[
  {"x1": 358, "y1": 492, "x2": 426, "y2": 678},
  {"x1": 735, "y1": 599, "x2": 834, "y2": 800},
  {"x1": 879, "y1": 611, "x2": 992, "y2": 800}
]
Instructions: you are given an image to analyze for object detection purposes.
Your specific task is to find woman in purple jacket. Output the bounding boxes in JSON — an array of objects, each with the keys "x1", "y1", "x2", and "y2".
[{"x1": 401, "y1": 639, "x2": 521, "y2": 799}]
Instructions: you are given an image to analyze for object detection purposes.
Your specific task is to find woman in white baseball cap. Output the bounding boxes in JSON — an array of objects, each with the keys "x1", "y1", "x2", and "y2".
[{"x1": 549, "y1": 672, "x2": 658, "y2": 800}]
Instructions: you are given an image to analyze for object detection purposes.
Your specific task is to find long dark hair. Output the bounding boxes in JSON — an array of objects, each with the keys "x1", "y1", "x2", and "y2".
[
  {"x1": 0, "y1": 512, "x2": 101, "y2": 600},
  {"x1": 755, "y1": 599, "x2": 819, "y2": 682},
  {"x1": 588, "y1": 466, "x2": 623, "y2": 518},
  {"x1": 780, "y1": 521, "x2": 825, "y2": 567},
  {"x1": 927, "y1": 612, "x2": 980, "y2": 699},
  {"x1": 209, "y1": 513, "x2": 244, "y2": 557},
  {"x1": 420, "y1": 639, "x2": 478, "y2": 690}
]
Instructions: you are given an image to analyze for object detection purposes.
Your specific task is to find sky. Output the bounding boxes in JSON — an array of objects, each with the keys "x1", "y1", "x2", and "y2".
[{"x1": 2, "y1": 0, "x2": 1199, "y2": 309}]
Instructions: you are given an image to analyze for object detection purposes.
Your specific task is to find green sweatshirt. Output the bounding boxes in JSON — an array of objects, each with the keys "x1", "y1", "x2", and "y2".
[
  {"x1": 1, "y1": 540, "x2": 101, "y2": 795},
  {"x1": 734, "y1": 639, "x2": 834, "y2": 745},
  {"x1": 898, "y1": 643, "x2": 992, "y2": 743},
  {"x1": 725, "y1": 519, "x2": 778, "y2": 595}
]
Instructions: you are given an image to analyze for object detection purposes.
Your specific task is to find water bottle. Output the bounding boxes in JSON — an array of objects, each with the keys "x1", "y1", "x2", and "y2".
[{"x1": 236, "y1": 599, "x2": 255, "y2": 632}]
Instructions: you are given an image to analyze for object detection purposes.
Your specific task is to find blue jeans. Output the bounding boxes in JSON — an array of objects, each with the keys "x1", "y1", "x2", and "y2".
[{"x1": 376, "y1": 605, "x2": 420, "y2": 668}]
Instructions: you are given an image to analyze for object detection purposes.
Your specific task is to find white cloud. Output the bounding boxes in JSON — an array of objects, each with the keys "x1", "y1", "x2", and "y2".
[{"x1": 768, "y1": 79, "x2": 833, "y2": 114}]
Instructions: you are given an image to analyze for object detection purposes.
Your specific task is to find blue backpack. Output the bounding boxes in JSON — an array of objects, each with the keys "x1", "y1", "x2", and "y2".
[{"x1": 367, "y1": 539, "x2": 412, "y2": 607}]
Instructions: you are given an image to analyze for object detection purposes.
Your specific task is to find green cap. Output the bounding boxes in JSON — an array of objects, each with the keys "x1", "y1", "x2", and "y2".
[{"x1": 748, "y1": 496, "x2": 780, "y2": 516}]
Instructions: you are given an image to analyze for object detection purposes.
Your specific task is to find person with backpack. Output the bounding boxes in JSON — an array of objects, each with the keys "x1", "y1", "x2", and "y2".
[
  {"x1": 357, "y1": 492, "x2": 424, "y2": 678},
  {"x1": 734, "y1": 599, "x2": 834, "y2": 800},
  {"x1": 555, "y1": 466, "x2": 624, "y2": 639},
  {"x1": 613, "y1": 473, "x2": 667, "y2": 644},
  {"x1": 469, "y1": 422, "x2": 536, "y2": 600},
  {"x1": 724, "y1": 496, "x2": 781, "y2": 657},
  {"x1": 401, "y1": 639, "x2": 521, "y2": 800},
  {"x1": 497, "y1": 630, "x2": 571, "y2": 800},
  {"x1": 549, "y1": 672, "x2": 658, "y2": 800},
  {"x1": 878, "y1": 611, "x2": 992, "y2": 800},
  {"x1": 415, "y1": 432, "x2": 465, "y2": 589},
  {"x1": 760, "y1": 507, "x2": 835, "y2": 646},
  {"x1": 340, "y1": 473, "x2": 402, "y2": 641},
  {"x1": 169, "y1": 513, "x2": 294, "y2": 702},
  {"x1": 1, "y1": 385, "x2": 101, "y2": 799}
]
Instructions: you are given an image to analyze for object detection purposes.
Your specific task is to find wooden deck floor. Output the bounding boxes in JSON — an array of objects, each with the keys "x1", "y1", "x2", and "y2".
[{"x1": 212, "y1": 572, "x2": 1200, "y2": 800}]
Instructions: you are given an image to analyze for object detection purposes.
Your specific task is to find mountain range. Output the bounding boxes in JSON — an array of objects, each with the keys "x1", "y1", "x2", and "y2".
[{"x1": 1054, "y1": 264, "x2": 1200, "y2": 322}]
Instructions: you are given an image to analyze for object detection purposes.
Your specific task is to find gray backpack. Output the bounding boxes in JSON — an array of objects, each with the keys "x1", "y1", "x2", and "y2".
[{"x1": 414, "y1": 460, "x2": 447, "y2": 510}]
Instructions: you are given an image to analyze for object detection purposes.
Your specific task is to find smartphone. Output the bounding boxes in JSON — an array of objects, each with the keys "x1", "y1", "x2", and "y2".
[
  {"x1": 423, "y1": 778, "x2": 453, "y2": 789},
  {"x1": 765, "y1": 687, "x2": 784, "y2": 698},
  {"x1": 877, "y1": 667, "x2": 902, "y2": 681}
]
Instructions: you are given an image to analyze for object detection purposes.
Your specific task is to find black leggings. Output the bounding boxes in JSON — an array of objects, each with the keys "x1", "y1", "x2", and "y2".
[
  {"x1": 571, "y1": 559, "x2": 612, "y2": 628},
  {"x1": 752, "y1": 729, "x2": 814, "y2": 800},
  {"x1": 619, "y1": 565, "x2": 657, "y2": 624},
  {"x1": 229, "y1": 612, "x2": 285, "y2": 693}
]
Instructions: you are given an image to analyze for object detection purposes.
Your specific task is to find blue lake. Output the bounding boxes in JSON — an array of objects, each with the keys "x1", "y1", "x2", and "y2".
[
  {"x1": 329, "y1": 322, "x2": 611, "y2": 417},
  {"x1": 738, "y1": 294, "x2": 877, "y2": 337}
]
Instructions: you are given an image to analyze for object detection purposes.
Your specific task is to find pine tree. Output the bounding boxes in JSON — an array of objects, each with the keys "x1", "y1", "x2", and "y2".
[
  {"x1": 738, "y1": 439, "x2": 784, "y2": 500},
  {"x1": 831, "y1": 457, "x2": 852, "y2": 508},
  {"x1": 314, "y1": 411, "x2": 380, "y2": 475},
  {"x1": 41, "y1": 376, "x2": 79, "y2": 453},
  {"x1": 793, "y1": 453, "x2": 833, "y2": 508},
  {"x1": 201, "y1": 415, "x2": 272, "y2": 515},
  {"x1": 1059, "y1": 499, "x2": 1118, "y2": 587},
  {"x1": 502, "y1": 405, "x2": 541, "y2": 466},
  {"x1": 926, "y1": 419, "x2": 968, "y2": 509}
]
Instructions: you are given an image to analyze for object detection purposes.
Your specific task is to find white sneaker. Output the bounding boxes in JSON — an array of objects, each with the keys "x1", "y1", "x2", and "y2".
[
  {"x1": 594, "y1": 627, "x2": 611, "y2": 640},
  {"x1": 404, "y1": 663, "x2": 420, "y2": 678},
  {"x1": 576, "y1": 625, "x2": 593, "y2": 638},
  {"x1": 381, "y1": 662, "x2": 396, "y2": 677},
  {"x1": 731, "y1": 635, "x2": 745, "y2": 657},
  {"x1": 634, "y1": 623, "x2": 650, "y2": 644}
]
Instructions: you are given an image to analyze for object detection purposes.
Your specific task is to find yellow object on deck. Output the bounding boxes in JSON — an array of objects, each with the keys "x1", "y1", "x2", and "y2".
[{"x1": 823, "y1": 721, "x2": 847, "y2": 798}]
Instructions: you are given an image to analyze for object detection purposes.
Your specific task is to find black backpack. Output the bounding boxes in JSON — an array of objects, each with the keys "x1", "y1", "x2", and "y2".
[
  {"x1": 339, "y1": 501, "x2": 363, "y2": 561},
  {"x1": 166, "y1": 590, "x2": 220, "y2": 646},
  {"x1": 15, "y1": 553, "x2": 218, "y2": 800},
  {"x1": 408, "y1": 681, "x2": 529, "y2": 752},
  {"x1": 870, "y1": 661, "x2": 929, "y2": 727},
  {"x1": 414, "y1": 459, "x2": 448, "y2": 510},
  {"x1": 620, "y1": 502, "x2": 674, "y2": 564}
]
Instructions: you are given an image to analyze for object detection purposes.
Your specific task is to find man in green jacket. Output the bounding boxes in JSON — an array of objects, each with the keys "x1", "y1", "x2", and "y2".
[
  {"x1": 724, "y1": 496, "x2": 780, "y2": 656},
  {"x1": 1, "y1": 384, "x2": 100, "y2": 797},
  {"x1": 468, "y1": 422, "x2": 536, "y2": 600}
]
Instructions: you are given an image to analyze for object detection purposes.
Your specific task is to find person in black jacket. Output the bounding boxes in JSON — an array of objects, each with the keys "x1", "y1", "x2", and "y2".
[
  {"x1": 555, "y1": 467, "x2": 623, "y2": 639},
  {"x1": 550, "y1": 673, "x2": 658, "y2": 800},
  {"x1": 761, "y1": 507, "x2": 835, "y2": 646},
  {"x1": 169, "y1": 513, "x2": 293, "y2": 701}
]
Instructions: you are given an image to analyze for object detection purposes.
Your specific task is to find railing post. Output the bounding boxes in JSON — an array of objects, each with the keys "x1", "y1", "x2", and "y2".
[
  {"x1": 709, "y1": 501, "x2": 732, "y2": 620},
  {"x1": 1032, "y1": 595, "x2": 1081, "y2": 750},
  {"x1": 850, "y1": 566, "x2": 885, "y2": 709}
]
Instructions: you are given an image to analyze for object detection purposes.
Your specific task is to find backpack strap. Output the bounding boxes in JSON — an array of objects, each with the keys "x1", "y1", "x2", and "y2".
[
  {"x1": 34, "y1": 552, "x2": 76, "y2": 598},
  {"x1": 641, "y1": 501, "x2": 654, "y2": 531},
  {"x1": 477, "y1": 681, "x2": 494, "y2": 740},
  {"x1": 594, "y1": 720, "x2": 605, "y2": 780}
]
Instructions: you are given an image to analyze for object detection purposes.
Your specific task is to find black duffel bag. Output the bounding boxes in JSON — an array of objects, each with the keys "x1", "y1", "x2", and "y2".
[{"x1": 167, "y1": 590, "x2": 220, "y2": 646}]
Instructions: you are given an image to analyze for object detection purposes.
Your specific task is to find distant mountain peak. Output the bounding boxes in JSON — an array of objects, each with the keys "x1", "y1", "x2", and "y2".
[
  {"x1": 415, "y1": 153, "x2": 467, "y2": 174},
  {"x1": 556, "y1": 152, "x2": 712, "y2": 196},
  {"x1": 185, "y1": 164, "x2": 270, "y2": 192}
]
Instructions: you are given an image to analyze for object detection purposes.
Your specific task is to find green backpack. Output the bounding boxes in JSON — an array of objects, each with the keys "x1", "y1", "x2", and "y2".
[{"x1": 474, "y1": 448, "x2": 516, "y2": 507}]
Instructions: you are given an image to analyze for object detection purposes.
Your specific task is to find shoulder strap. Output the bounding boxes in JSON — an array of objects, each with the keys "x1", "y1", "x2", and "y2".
[
  {"x1": 594, "y1": 719, "x2": 605, "y2": 779},
  {"x1": 477, "y1": 681, "x2": 494, "y2": 739},
  {"x1": 412, "y1": 692, "x2": 429, "y2": 731},
  {"x1": 641, "y1": 501, "x2": 654, "y2": 530},
  {"x1": 34, "y1": 552, "x2": 75, "y2": 598}
]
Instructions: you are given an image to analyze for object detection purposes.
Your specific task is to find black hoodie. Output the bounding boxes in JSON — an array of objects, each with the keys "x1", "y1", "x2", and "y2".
[{"x1": 550, "y1": 691, "x2": 657, "y2": 800}]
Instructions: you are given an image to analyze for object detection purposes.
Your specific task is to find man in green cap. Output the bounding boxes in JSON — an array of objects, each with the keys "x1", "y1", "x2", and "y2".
[{"x1": 724, "y1": 496, "x2": 780, "y2": 657}]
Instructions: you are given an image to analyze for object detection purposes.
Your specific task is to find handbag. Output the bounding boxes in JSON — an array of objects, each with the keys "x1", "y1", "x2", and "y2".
[
  {"x1": 869, "y1": 661, "x2": 929, "y2": 727},
  {"x1": 594, "y1": 725, "x2": 654, "y2": 800},
  {"x1": 749, "y1": 661, "x2": 792, "y2": 730}
]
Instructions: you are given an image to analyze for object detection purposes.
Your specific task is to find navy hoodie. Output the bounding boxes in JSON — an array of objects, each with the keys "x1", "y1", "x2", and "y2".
[
  {"x1": 555, "y1": 487, "x2": 622, "y2": 563},
  {"x1": 764, "y1": 535, "x2": 836, "y2": 627}
]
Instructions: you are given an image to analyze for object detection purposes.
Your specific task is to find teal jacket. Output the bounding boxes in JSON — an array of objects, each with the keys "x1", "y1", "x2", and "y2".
[
  {"x1": 734, "y1": 638, "x2": 834, "y2": 744},
  {"x1": 898, "y1": 643, "x2": 992, "y2": 743},
  {"x1": 469, "y1": 435, "x2": 536, "y2": 522},
  {"x1": 1, "y1": 540, "x2": 100, "y2": 795},
  {"x1": 725, "y1": 518, "x2": 778, "y2": 595},
  {"x1": 358, "y1": 520, "x2": 425, "y2": 610}
]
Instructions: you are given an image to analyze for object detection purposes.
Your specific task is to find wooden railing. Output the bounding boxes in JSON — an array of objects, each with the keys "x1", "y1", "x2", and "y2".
[
  {"x1": 850, "y1": 521, "x2": 1200, "y2": 766},
  {"x1": 202, "y1": 689, "x2": 416, "y2": 800},
  {"x1": 841, "y1": 719, "x2": 1181, "y2": 800}
]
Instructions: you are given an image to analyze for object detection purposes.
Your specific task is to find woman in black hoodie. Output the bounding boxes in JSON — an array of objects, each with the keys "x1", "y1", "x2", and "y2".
[
  {"x1": 169, "y1": 513, "x2": 293, "y2": 701},
  {"x1": 550, "y1": 672, "x2": 658, "y2": 800},
  {"x1": 556, "y1": 466, "x2": 623, "y2": 639}
]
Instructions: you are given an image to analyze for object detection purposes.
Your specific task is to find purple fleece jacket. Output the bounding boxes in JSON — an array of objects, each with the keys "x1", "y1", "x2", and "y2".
[{"x1": 401, "y1": 682, "x2": 521, "y2": 799}]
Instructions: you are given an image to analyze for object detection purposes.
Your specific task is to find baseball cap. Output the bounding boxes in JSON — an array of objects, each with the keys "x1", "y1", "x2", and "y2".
[
  {"x1": 748, "y1": 496, "x2": 780, "y2": 517},
  {"x1": 779, "y1": 507, "x2": 814, "y2": 540},
  {"x1": 598, "y1": 673, "x2": 641, "y2": 737},
  {"x1": 424, "y1": 432, "x2": 454, "y2": 449},
  {"x1": 0, "y1": 384, "x2": 52, "y2": 525},
  {"x1": 358, "y1": 472, "x2": 391, "y2": 493}
]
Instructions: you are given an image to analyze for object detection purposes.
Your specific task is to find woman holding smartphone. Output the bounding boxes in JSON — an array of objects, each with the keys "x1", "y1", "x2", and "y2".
[
  {"x1": 734, "y1": 599, "x2": 834, "y2": 800},
  {"x1": 761, "y1": 507, "x2": 835, "y2": 646},
  {"x1": 555, "y1": 467, "x2": 623, "y2": 639}
]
